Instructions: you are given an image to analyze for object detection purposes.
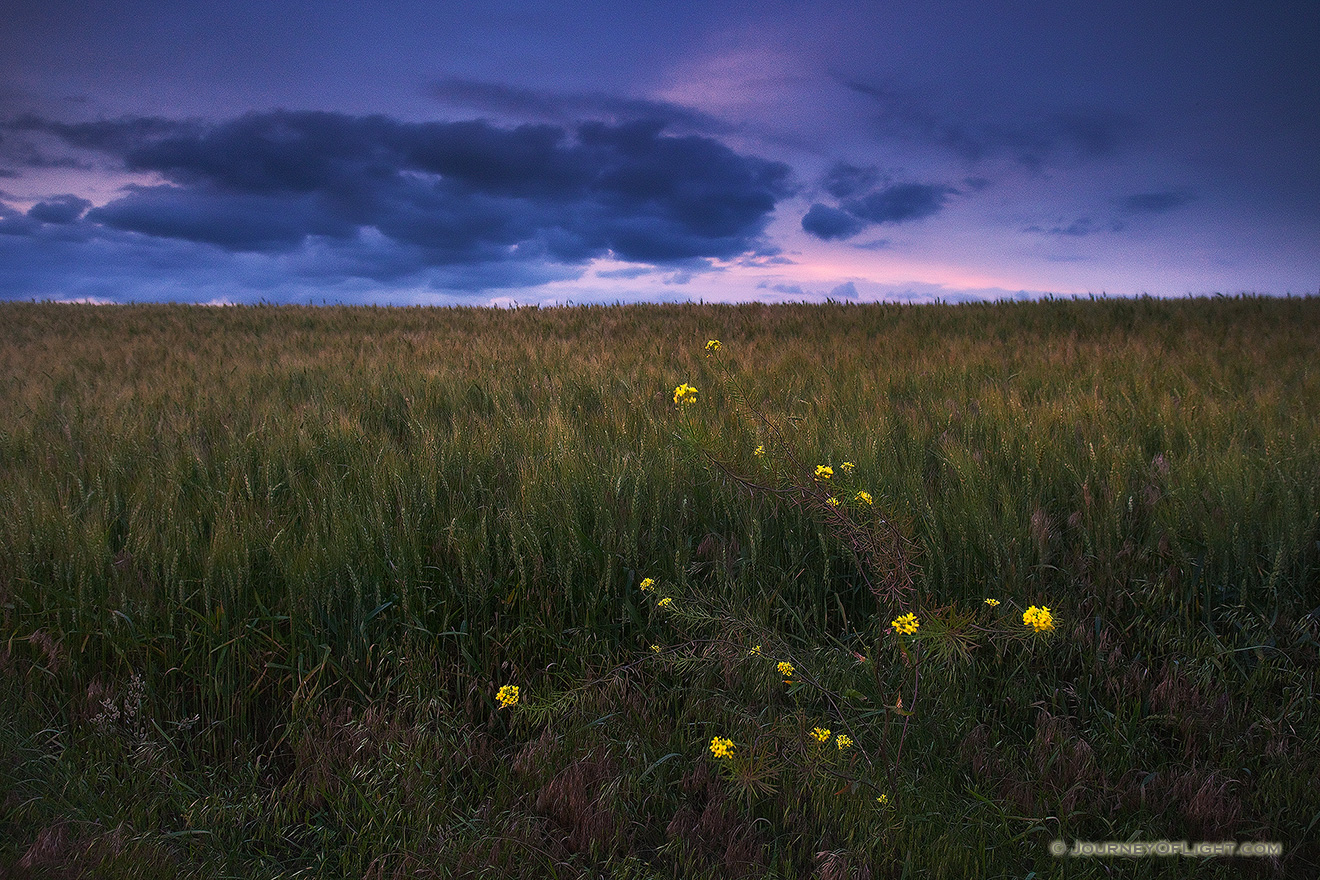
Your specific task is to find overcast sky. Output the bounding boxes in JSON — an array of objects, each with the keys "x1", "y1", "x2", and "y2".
[{"x1": 2, "y1": 0, "x2": 1316, "y2": 305}]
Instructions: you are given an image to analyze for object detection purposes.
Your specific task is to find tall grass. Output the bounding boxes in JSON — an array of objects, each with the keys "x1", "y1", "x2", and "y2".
[{"x1": 1, "y1": 296, "x2": 1317, "y2": 877}]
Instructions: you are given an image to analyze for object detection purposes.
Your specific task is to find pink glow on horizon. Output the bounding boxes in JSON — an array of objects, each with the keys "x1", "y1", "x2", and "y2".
[{"x1": 722, "y1": 250, "x2": 1084, "y2": 297}]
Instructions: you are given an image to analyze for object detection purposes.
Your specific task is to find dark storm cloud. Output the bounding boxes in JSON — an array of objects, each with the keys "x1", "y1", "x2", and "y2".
[
  {"x1": 15, "y1": 152, "x2": 93, "y2": 170},
  {"x1": 0, "y1": 124, "x2": 98, "y2": 172},
  {"x1": 0, "y1": 206, "x2": 585, "y2": 302},
  {"x1": 27, "y1": 194, "x2": 91, "y2": 224},
  {"x1": 802, "y1": 178, "x2": 952, "y2": 242},
  {"x1": 8, "y1": 113, "x2": 195, "y2": 154},
  {"x1": 0, "y1": 202, "x2": 38, "y2": 236},
  {"x1": 801, "y1": 203, "x2": 865, "y2": 240},
  {"x1": 1022, "y1": 190, "x2": 1195, "y2": 239},
  {"x1": 4, "y1": 110, "x2": 790, "y2": 290},
  {"x1": 842, "y1": 183, "x2": 949, "y2": 225},
  {"x1": 822, "y1": 162, "x2": 882, "y2": 199},
  {"x1": 842, "y1": 79, "x2": 1132, "y2": 167},
  {"x1": 1118, "y1": 190, "x2": 1196, "y2": 215},
  {"x1": 431, "y1": 78, "x2": 734, "y2": 135},
  {"x1": 0, "y1": 196, "x2": 26, "y2": 225},
  {"x1": 88, "y1": 185, "x2": 358, "y2": 251}
]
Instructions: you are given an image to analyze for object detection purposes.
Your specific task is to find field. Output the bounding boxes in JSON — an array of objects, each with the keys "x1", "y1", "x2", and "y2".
[{"x1": 1, "y1": 296, "x2": 1318, "y2": 878}]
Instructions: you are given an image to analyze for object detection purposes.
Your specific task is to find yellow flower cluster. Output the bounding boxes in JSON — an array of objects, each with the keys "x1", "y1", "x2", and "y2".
[
  {"x1": 811, "y1": 726, "x2": 831, "y2": 743},
  {"x1": 705, "y1": 339, "x2": 722, "y2": 353},
  {"x1": 836, "y1": 734, "x2": 853, "y2": 749},
  {"x1": 854, "y1": 491, "x2": 873, "y2": 505},
  {"x1": 710, "y1": 736, "x2": 734, "y2": 758},
  {"x1": 777, "y1": 660, "x2": 795, "y2": 678},
  {"x1": 826, "y1": 496, "x2": 840, "y2": 507},
  {"x1": 1024, "y1": 605, "x2": 1054, "y2": 631},
  {"x1": 639, "y1": 577, "x2": 655, "y2": 591},
  {"x1": 876, "y1": 793, "x2": 889, "y2": 806},
  {"x1": 984, "y1": 598, "x2": 1000, "y2": 606},
  {"x1": 815, "y1": 465, "x2": 833, "y2": 480},
  {"x1": 650, "y1": 644, "x2": 661, "y2": 653},
  {"x1": 673, "y1": 383, "x2": 699, "y2": 405},
  {"x1": 891, "y1": 612, "x2": 919, "y2": 635},
  {"x1": 841, "y1": 461, "x2": 855, "y2": 473},
  {"x1": 748, "y1": 644, "x2": 762, "y2": 656},
  {"x1": 753, "y1": 444, "x2": 766, "y2": 457},
  {"x1": 658, "y1": 597, "x2": 673, "y2": 608},
  {"x1": 496, "y1": 685, "x2": 519, "y2": 709}
]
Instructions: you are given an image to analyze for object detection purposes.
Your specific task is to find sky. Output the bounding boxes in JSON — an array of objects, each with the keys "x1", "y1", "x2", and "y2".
[{"x1": 1, "y1": 0, "x2": 1316, "y2": 306}]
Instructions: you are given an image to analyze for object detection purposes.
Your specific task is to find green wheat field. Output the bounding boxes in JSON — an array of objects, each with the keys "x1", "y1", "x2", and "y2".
[{"x1": 1, "y1": 296, "x2": 1317, "y2": 878}]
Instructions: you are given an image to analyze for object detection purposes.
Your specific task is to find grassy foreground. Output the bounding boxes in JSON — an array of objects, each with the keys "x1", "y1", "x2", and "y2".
[{"x1": 1, "y1": 296, "x2": 1318, "y2": 878}]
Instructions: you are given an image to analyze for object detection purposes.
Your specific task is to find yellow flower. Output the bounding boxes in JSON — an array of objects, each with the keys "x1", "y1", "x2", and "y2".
[
  {"x1": 650, "y1": 644, "x2": 661, "y2": 653},
  {"x1": 496, "y1": 685, "x2": 519, "y2": 709},
  {"x1": 639, "y1": 577, "x2": 655, "y2": 591},
  {"x1": 826, "y1": 496, "x2": 840, "y2": 507},
  {"x1": 876, "y1": 793, "x2": 889, "y2": 806},
  {"x1": 658, "y1": 597, "x2": 673, "y2": 608},
  {"x1": 835, "y1": 734, "x2": 853, "y2": 749},
  {"x1": 841, "y1": 461, "x2": 855, "y2": 474},
  {"x1": 673, "y1": 383, "x2": 699, "y2": 405},
  {"x1": 1023, "y1": 605, "x2": 1054, "y2": 632},
  {"x1": 854, "y1": 490, "x2": 873, "y2": 505},
  {"x1": 777, "y1": 660, "x2": 795, "y2": 678},
  {"x1": 753, "y1": 444, "x2": 766, "y2": 457},
  {"x1": 891, "y1": 612, "x2": 919, "y2": 635},
  {"x1": 811, "y1": 726, "x2": 831, "y2": 743},
  {"x1": 984, "y1": 598, "x2": 1000, "y2": 607},
  {"x1": 748, "y1": 644, "x2": 762, "y2": 656},
  {"x1": 815, "y1": 465, "x2": 833, "y2": 480},
  {"x1": 709, "y1": 736, "x2": 734, "y2": 759},
  {"x1": 705, "y1": 339, "x2": 722, "y2": 353}
]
